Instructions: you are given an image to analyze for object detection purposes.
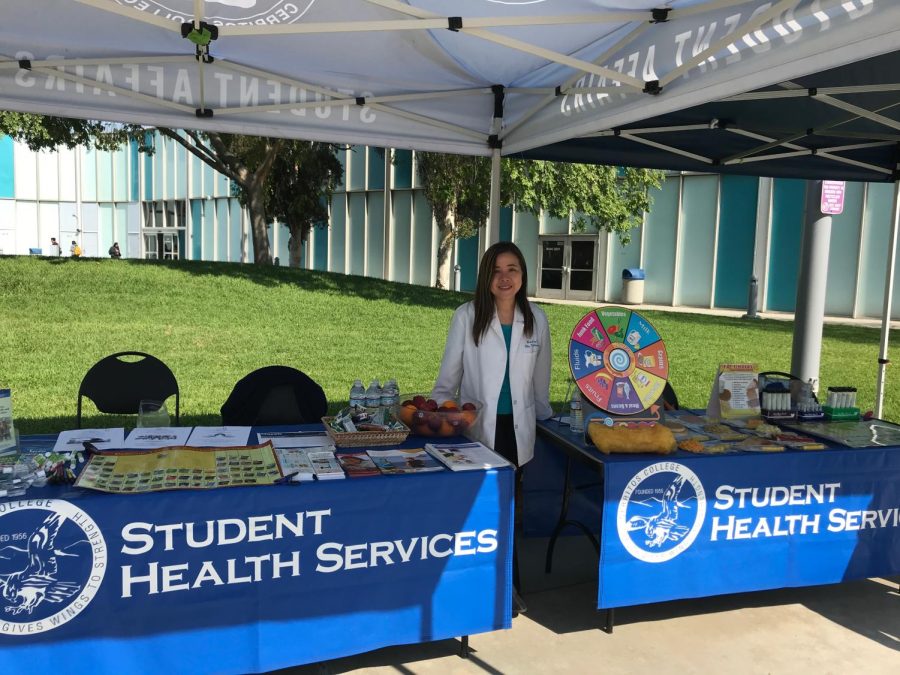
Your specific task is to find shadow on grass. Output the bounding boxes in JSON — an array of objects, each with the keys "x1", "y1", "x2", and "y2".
[{"x1": 113, "y1": 257, "x2": 469, "y2": 310}]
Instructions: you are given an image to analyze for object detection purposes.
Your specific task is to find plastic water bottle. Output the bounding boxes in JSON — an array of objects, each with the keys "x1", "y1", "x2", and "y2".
[
  {"x1": 349, "y1": 379, "x2": 366, "y2": 408},
  {"x1": 381, "y1": 379, "x2": 398, "y2": 407},
  {"x1": 365, "y1": 379, "x2": 382, "y2": 409},
  {"x1": 569, "y1": 389, "x2": 584, "y2": 434}
]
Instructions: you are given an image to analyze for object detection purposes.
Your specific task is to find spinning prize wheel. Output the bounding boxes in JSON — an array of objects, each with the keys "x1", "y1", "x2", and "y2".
[{"x1": 568, "y1": 306, "x2": 669, "y2": 416}]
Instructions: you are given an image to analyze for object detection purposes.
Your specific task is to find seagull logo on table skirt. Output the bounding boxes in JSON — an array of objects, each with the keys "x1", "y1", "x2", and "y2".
[
  {"x1": 0, "y1": 513, "x2": 82, "y2": 615},
  {"x1": 625, "y1": 476, "x2": 691, "y2": 548}
]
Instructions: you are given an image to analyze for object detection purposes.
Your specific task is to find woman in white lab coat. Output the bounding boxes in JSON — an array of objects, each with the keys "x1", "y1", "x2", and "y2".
[{"x1": 433, "y1": 242, "x2": 553, "y2": 468}]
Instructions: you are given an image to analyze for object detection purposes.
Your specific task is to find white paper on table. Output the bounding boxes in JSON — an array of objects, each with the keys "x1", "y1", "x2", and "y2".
[
  {"x1": 186, "y1": 426, "x2": 252, "y2": 447},
  {"x1": 124, "y1": 427, "x2": 192, "y2": 449},
  {"x1": 53, "y1": 428, "x2": 126, "y2": 454},
  {"x1": 256, "y1": 431, "x2": 332, "y2": 449}
]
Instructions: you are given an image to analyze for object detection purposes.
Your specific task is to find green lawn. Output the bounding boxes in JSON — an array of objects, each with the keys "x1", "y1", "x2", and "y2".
[{"x1": 2, "y1": 255, "x2": 897, "y2": 434}]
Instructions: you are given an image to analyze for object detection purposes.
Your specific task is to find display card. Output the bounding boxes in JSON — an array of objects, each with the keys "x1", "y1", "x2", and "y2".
[{"x1": 75, "y1": 442, "x2": 282, "y2": 493}]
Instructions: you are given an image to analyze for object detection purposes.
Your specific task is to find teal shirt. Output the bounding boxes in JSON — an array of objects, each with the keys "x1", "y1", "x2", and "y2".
[{"x1": 497, "y1": 324, "x2": 513, "y2": 415}]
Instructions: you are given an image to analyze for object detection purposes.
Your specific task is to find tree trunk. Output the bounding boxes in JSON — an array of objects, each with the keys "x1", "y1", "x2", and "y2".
[
  {"x1": 247, "y1": 187, "x2": 271, "y2": 265},
  {"x1": 435, "y1": 211, "x2": 455, "y2": 289},
  {"x1": 288, "y1": 224, "x2": 304, "y2": 268}
]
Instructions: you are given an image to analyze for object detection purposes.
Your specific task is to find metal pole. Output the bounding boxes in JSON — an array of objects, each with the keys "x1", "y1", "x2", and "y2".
[
  {"x1": 487, "y1": 147, "x2": 502, "y2": 245},
  {"x1": 743, "y1": 275, "x2": 760, "y2": 319},
  {"x1": 874, "y1": 180, "x2": 900, "y2": 418},
  {"x1": 790, "y1": 180, "x2": 832, "y2": 392}
]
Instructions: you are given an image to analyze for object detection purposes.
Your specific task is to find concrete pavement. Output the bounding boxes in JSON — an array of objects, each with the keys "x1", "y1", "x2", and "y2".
[{"x1": 281, "y1": 536, "x2": 900, "y2": 675}]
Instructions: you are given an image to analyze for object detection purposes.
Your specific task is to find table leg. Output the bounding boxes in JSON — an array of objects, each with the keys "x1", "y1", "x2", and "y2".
[
  {"x1": 602, "y1": 608, "x2": 615, "y2": 634},
  {"x1": 459, "y1": 635, "x2": 470, "y2": 658},
  {"x1": 545, "y1": 456, "x2": 601, "y2": 573}
]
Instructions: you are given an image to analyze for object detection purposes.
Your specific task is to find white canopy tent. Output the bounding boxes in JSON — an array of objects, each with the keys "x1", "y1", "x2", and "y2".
[{"x1": 1, "y1": 0, "x2": 898, "y2": 413}]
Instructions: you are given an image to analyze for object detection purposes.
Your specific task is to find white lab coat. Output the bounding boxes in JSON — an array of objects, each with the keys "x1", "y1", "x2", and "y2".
[{"x1": 433, "y1": 301, "x2": 553, "y2": 466}]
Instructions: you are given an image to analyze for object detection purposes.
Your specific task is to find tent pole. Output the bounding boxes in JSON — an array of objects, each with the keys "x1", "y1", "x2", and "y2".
[
  {"x1": 488, "y1": 147, "x2": 502, "y2": 245},
  {"x1": 874, "y1": 180, "x2": 900, "y2": 418},
  {"x1": 790, "y1": 180, "x2": 832, "y2": 392}
]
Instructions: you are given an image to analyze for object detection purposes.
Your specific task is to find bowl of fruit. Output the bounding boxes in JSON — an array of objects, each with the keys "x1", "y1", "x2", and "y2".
[{"x1": 395, "y1": 394, "x2": 480, "y2": 438}]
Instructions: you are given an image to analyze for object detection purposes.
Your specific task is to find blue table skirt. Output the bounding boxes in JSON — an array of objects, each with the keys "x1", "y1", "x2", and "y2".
[
  {"x1": 529, "y1": 418, "x2": 900, "y2": 609},
  {"x1": 1, "y1": 428, "x2": 514, "y2": 673}
]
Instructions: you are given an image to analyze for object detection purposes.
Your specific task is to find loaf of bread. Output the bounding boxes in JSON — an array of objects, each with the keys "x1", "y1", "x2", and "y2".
[{"x1": 587, "y1": 422, "x2": 676, "y2": 455}]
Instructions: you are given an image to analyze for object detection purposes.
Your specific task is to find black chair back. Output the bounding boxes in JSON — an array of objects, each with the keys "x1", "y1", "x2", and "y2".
[
  {"x1": 221, "y1": 366, "x2": 327, "y2": 426},
  {"x1": 662, "y1": 382, "x2": 680, "y2": 410},
  {"x1": 77, "y1": 351, "x2": 180, "y2": 427}
]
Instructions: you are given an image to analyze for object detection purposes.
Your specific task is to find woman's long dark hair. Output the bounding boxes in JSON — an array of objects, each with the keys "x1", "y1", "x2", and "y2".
[{"x1": 472, "y1": 241, "x2": 534, "y2": 345}]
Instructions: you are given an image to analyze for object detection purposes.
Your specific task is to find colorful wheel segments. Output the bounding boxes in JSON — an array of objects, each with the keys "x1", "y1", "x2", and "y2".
[{"x1": 569, "y1": 306, "x2": 669, "y2": 416}]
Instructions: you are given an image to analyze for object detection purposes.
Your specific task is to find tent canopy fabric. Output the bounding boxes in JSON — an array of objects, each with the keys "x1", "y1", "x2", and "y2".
[{"x1": 1, "y1": 0, "x2": 898, "y2": 167}]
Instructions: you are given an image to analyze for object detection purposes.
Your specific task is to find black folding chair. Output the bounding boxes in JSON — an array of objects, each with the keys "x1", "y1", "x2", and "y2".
[
  {"x1": 77, "y1": 351, "x2": 180, "y2": 428},
  {"x1": 220, "y1": 366, "x2": 327, "y2": 426}
]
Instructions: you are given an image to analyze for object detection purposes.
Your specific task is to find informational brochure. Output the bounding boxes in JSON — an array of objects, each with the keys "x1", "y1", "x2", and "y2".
[
  {"x1": 52, "y1": 428, "x2": 126, "y2": 454},
  {"x1": 424, "y1": 441, "x2": 512, "y2": 471},
  {"x1": 706, "y1": 363, "x2": 760, "y2": 419},
  {"x1": 367, "y1": 448, "x2": 444, "y2": 474},
  {"x1": 75, "y1": 443, "x2": 282, "y2": 493},
  {"x1": 186, "y1": 426, "x2": 252, "y2": 447},
  {"x1": 308, "y1": 450, "x2": 345, "y2": 480},
  {"x1": 256, "y1": 430, "x2": 331, "y2": 448},
  {"x1": 273, "y1": 447, "x2": 316, "y2": 482},
  {"x1": 336, "y1": 451, "x2": 381, "y2": 477},
  {"x1": 0, "y1": 389, "x2": 17, "y2": 455},
  {"x1": 124, "y1": 426, "x2": 192, "y2": 450}
]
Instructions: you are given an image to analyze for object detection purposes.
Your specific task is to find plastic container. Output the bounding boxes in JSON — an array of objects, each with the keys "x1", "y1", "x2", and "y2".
[
  {"x1": 569, "y1": 389, "x2": 584, "y2": 434},
  {"x1": 622, "y1": 268, "x2": 645, "y2": 305},
  {"x1": 349, "y1": 379, "x2": 366, "y2": 407},
  {"x1": 381, "y1": 379, "x2": 398, "y2": 407},
  {"x1": 365, "y1": 379, "x2": 382, "y2": 409},
  {"x1": 395, "y1": 394, "x2": 481, "y2": 437}
]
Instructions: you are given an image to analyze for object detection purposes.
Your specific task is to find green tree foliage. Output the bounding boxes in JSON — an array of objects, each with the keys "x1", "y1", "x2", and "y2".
[
  {"x1": 416, "y1": 151, "x2": 664, "y2": 288},
  {"x1": 0, "y1": 112, "x2": 147, "y2": 152}
]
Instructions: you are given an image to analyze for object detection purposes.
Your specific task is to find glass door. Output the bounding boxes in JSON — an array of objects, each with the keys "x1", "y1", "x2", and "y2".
[
  {"x1": 538, "y1": 238, "x2": 566, "y2": 299},
  {"x1": 537, "y1": 237, "x2": 597, "y2": 301}
]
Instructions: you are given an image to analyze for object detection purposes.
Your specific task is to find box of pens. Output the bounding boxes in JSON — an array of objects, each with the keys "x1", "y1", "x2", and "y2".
[{"x1": 822, "y1": 387, "x2": 860, "y2": 421}]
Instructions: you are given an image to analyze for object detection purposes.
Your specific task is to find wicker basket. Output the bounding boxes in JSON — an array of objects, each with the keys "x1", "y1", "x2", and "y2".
[{"x1": 321, "y1": 417, "x2": 410, "y2": 448}]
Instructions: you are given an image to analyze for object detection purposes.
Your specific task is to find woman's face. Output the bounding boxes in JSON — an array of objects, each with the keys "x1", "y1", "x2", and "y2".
[{"x1": 490, "y1": 252, "x2": 523, "y2": 302}]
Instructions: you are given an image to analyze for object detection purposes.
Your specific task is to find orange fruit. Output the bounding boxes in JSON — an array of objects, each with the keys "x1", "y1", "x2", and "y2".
[{"x1": 440, "y1": 400, "x2": 459, "y2": 410}]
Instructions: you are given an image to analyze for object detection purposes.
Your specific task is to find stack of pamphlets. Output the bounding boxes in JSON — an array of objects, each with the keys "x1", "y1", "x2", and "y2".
[
  {"x1": 273, "y1": 448, "x2": 316, "y2": 482},
  {"x1": 367, "y1": 448, "x2": 444, "y2": 474},
  {"x1": 424, "y1": 441, "x2": 512, "y2": 471},
  {"x1": 336, "y1": 451, "x2": 381, "y2": 477},
  {"x1": 308, "y1": 449, "x2": 346, "y2": 480}
]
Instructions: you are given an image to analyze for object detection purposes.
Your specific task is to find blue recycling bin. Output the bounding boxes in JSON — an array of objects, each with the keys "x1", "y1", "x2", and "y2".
[{"x1": 621, "y1": 268, "x2": 645, "y2": 304}]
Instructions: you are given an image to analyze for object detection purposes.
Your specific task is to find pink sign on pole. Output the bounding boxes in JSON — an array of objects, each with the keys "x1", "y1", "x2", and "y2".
[{"x1": 821, "y1": 180, "x2": 846, "y2": 215}]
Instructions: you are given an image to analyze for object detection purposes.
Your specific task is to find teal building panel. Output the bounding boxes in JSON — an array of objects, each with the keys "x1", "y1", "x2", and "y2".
[
  {"x1": 714, "y1": 175, "x2": 758, "y2": 309},
  {"x1": 857, "y1": 182, "x2": 896, "y2": 318},
  {"x1": 203, "y1": 199, "x2": 215, "y2": 260},
  {"x1": 99, "y1": 204, "x2": 114, "y2": 252},
  {"x1": 165, "y1": 143, "x2": 176, "y2": 198},
  {"x1": 113, "y1": 148, "x2": 128, "y2": 202},
  {"x1": 276, "y1": 222, "x2": 290, "y2": 265},
  {"x1": 393, "y1": 150, "x2": 413, "y2": 190},
  {"x1": 366, "y1": 192, "x2": 385, "y2": 278},
  {"x1": 824, "y1": 181, "x2": 864, "y2": 317},
  {"x1": 130, "y1": 141, "x2": 140, "y2": 202},
  {"x1": 348, "y1": 193, "x2": 366, "y2": 275},
  {"x1": 312, "y1": 223, "x2": 328, "y2": 270},
  {"x1": 217, "y1": 199, "x2": 229, "y2": 261},
  {"x1": 767, "y1": 179, "x2": 806, "y2": 312},
  {"x1": 500, "y1": 206, "x2": 513, "y2": 242},
  {"x1": 348, "y1": 146, "x2": 366, "y2": 192},
  {"x1": 457, "y1": 234, "x2": 478, "y2": 293},
  {"x1": 82, "y1": 147, "x2": 97, "y2": 202},
  {"x1": 330, "y1": 195, "x2": 346, "y2": 274},
  {"x1": 173, "y1": 143, "x2": 187, "y2": 199},
  {"x1": 0, "y1": 136, "x2": 13, "y2": 198},
  {"x1": 153, "y1": 144, "x2": 164, "y2": 200},
  {"x1": 190, "y1": 199, "x2": 202, "y2": 260},
  {"x1": 391, "y1": 191, "x2": 412, "y2": 283},
  {"x1": 678, "y1": 175, "x2": 718, "y2": 307},
  {"x1": 191, "y1": 153, "x2": 203, "y2": 198},
  {"x1": 542, "y1": 214, "x2": 568, "y2": 235},
  {"x1": 367, "y1": 148, "x2": 385, "y2": 190},
  {"x1": 231, "y1": 201, "x2": 243, "y2": 262},
  {"x1": 115, "y1": 204, "x2": 128, "y2": 250},
  {"x1": 97, "y1": 151, "x2": 113, "y2": 202},
  {"x1": 643, "y1": 178, "x2": 678, "y2": 305},
  {"x1": 514, "y1": 211, "x2": 539, "y2": 296},
  {"x1": 143, "y1": 148, "x2": 153, "y2": 200},
  {"x1": 412, "y1": 192, "x2": 433, "y2": 287}
]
